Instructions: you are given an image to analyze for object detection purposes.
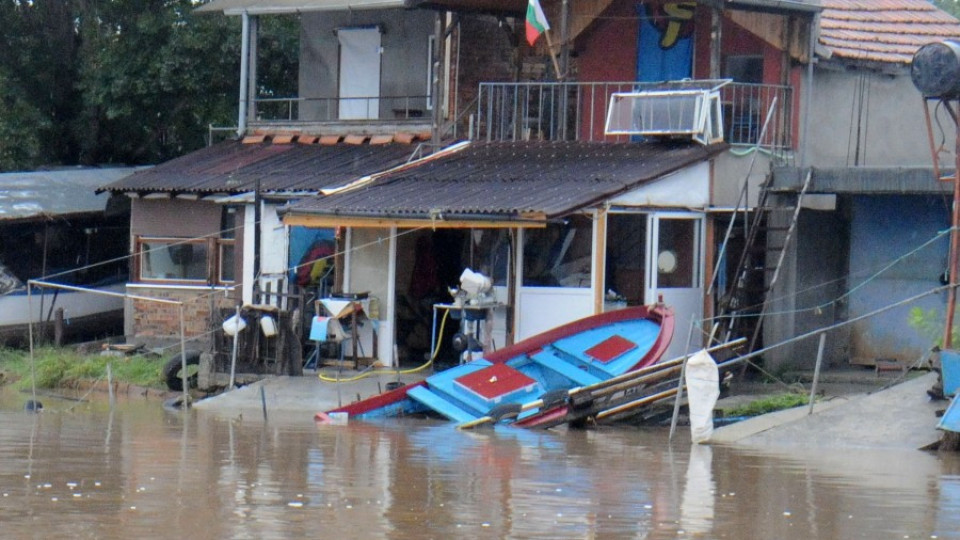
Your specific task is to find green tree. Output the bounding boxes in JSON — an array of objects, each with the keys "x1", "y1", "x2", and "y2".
[
  {"x1": 0, "y1": 0, "x2": 299, "y2": 171},
  {"x1": 934, "y1": 0, "x2": 960, "y2": 18}
]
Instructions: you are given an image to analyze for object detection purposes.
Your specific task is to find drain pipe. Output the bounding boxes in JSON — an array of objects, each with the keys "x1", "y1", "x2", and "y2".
[
  {"x1": 799, "y1": 14, "x2": 816, "y2": 168},
  {"x1": 238, "y1": 11, "x2": 250, "y2": 137}
]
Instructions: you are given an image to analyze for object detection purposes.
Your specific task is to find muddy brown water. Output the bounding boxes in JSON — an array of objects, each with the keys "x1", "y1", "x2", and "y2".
[{"x1": 2, "y1": 387, "x2": 960, "y2": 539}]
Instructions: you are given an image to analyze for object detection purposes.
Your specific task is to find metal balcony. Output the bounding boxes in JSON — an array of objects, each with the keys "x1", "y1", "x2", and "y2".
[{"x1": 474, "y1": 81, "x2": 793, "y2": 150}]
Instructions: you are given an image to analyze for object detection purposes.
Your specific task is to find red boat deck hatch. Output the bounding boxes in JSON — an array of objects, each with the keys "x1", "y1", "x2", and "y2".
[
  {"x1": 454, "y1": 364, "x2": 537, "y2": 403},
  {"x1": 584, "y1": 335, "x2": 637, "y2": 363}
]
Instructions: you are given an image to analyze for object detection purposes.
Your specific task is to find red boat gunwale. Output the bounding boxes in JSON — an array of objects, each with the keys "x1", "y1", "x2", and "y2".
[
  {"x1": 318, "y1": 303, "x2": 675, "y2": 423},
  {"x1": 484, "y1": 303, "x2": 674, "y2": 372}
]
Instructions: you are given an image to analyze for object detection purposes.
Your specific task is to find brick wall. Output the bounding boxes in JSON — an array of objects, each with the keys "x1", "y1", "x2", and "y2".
[
  {"x1": 131, "y1": 287, "x2": 235, "y2": 347},
  {"x1": 452, "y1": 15, "x2": 518, "y2": 135}
]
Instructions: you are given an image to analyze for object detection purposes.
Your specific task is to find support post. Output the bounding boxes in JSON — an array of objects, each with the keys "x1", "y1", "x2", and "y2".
[
  {"x1": 179, "y1": 304, "x2": 189, "y2": 407},
  {"x1": 808, "y1": 332, "x2": 826, "y2": 415},
  {"x1": 238, "y1": 12, "x2": 251, "y2": 136},
  {"x1": 229, "y1": 305, "x2": 241, "y2": 389},
  {"x1": 945, "y1": 106, "x2": 960, "y2": 349}
]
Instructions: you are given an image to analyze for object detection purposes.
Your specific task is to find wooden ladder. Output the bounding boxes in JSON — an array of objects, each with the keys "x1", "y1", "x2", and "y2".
[{"x1": 711, "y1": 170, "x2": 813, "y2": 355}]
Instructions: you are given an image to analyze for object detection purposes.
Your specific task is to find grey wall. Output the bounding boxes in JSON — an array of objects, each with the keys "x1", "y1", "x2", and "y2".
[
  {"x1": 803, "y1": 66, "x2": 951, "y2": 168},
  {"x1": 299, "y1": 9, "x2": 435, "y2": 120}
]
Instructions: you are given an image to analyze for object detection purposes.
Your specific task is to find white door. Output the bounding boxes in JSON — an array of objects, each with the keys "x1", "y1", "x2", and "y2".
[
  {"x1": 646, "y1": 213, "x2": 705, "y2": 361},
  {"x1": 338, "y1": 27, "x2": 381, "y2": 120}
]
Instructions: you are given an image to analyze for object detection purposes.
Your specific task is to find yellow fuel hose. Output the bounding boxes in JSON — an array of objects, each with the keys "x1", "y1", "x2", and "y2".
[{"x1": 318, "y1": 309, "x2": 451, "y2": 383}]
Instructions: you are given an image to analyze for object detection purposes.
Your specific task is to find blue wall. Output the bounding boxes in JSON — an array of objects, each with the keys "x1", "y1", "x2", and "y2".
[{"x1": 848, "y1": 195, "x2": 950, "y2": 362}]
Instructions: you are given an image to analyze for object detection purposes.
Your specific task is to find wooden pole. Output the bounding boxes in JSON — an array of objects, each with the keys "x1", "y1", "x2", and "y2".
[
  {"x1": 54, "y1": 307, "x2": 64, "y2": 347},
  {"x1": 543, "y1": 30, "x2": 563, "y2": 81}
]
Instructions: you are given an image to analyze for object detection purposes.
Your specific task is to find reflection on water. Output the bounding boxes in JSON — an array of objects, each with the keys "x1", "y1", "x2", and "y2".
[{"x1": 1, "y1": 387, "x2": 960, "y2": 539}]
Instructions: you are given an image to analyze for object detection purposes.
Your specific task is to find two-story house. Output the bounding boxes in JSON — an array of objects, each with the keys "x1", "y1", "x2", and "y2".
[
  {"x1": 275, "y1": 0, "x2": 819, "y2": 366},
  {"x1": 102, "y1": 0, "x2": 960, "y2": 376}
]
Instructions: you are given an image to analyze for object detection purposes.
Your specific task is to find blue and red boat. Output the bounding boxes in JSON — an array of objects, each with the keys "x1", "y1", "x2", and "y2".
[{"x1": 319, "y1": 303, "x2": 675, "y2": 427}]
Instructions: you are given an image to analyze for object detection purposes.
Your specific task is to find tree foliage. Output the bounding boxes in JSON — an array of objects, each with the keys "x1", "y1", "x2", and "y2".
[
  {"x1": 934, "y1": 0, "x2": 960, "y2": 19},
  {"x1": 0, "y1": 0, "x2": 298, "y2": 171}
]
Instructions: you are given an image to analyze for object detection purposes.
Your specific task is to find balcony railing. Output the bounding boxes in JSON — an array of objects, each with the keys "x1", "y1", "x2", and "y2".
[
  {"x1": 252, "y1": 95, "x2": 432, "y2": 124},
  {"x1": 474, "y1": 81, "x2": 793, "y2": 150}
]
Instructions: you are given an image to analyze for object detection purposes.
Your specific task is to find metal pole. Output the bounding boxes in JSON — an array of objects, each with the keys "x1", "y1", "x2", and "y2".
[
  {"x1": 944, "y1": 108, "x2": 960, "y2": 349},
  {"x1": 27, "y1": 283, "x2": 37, "y2": 407},
  {"x1": 229, "y1": 305, "x2": 241, "y2": 389},
  {"x1": 238, "y1": 11, "x2": 250, "y2": 136},
  {"x1": 260, "y1": 385, "x2": 268, "y2": 422},
  {"x1": 107, "y1": 363, "x2": 115, "y2": 409},
  {"x1": 669, "y1": 315, "x2": 698, "y2": 441},
  {"x1": 808, "y1": 332, "x2": 826, "y2": 415},
  {"x1": 179, "y1": 304, "x2": 189, "y2": 407}
]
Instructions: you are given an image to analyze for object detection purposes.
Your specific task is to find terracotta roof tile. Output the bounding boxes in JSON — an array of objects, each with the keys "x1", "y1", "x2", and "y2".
[
  {"x1": 369, "y1": 135, "x2": 395, "y2": 145},
  {"x1": 344, "y1": 134, "x2": 368, "y2": 145},
  {"x1": 319, "y1": 135, "x2": 342, "y2": 146},
  {"x1": 394, "y1": 132, "x2": 417, "y2": 144},
  {"x1": 820, "y1": 0, "x2": 960, "y2": 64}
]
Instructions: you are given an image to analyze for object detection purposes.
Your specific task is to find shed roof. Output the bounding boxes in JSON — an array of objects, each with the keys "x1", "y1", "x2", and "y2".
[
  {"x1": 819, "y1": 0, "x2": 960, "y2": 65},
  {"x1": 282, "y1": 140, "x2": 725, "y2": 227},
  {"x1": 0, "y1": 167, "x2": 140, "y2": 222},
  {"x1": 98, "y1": 137, "x2": 422, "y2": 196}
]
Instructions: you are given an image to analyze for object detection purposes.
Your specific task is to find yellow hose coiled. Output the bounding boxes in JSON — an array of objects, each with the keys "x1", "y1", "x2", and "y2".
[{"x1": 317, "y1": 309, "x2": 451, "y2": 383}]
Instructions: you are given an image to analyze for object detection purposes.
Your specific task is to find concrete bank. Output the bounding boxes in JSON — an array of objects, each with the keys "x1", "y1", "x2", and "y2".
[
  {"x1": 192, "y1": 369, "x2": 427, "y2": 420},
  {"x1": 709, "y1": 372, "x2": 944, "y2": 450}
]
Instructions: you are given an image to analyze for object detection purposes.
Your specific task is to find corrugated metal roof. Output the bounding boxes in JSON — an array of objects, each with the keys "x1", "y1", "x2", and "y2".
[
  {"x1": 99, "y1": 138, "x2": 421, "y2": 196},
  {"x1": 773, "y1": 166, "x2": 951, "y2": 193},
  {"x1": 0, "y1": 167, "x2": 140, "y2": 221},
  {"x1": 285, "y1": 140, "x2": 725, "y2": 221},
  {"x1": 819, "y1": 0, "x2": 960, "y2": 65}
]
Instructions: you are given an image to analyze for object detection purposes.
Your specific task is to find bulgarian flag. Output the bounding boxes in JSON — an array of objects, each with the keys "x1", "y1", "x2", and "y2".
[{"x1": 525, "y1": 0, "x2": 550, "y2": 46}]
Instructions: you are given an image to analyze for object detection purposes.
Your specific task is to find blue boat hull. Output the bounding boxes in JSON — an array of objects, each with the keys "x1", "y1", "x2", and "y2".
[{"x1": 321, "y1": 304, "x2": 674, "y2": 425}]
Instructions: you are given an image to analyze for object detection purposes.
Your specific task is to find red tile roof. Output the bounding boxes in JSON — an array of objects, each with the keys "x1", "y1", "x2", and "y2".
[{"x1": 819, "y1": 0, "x2": 960, "y2": 64}]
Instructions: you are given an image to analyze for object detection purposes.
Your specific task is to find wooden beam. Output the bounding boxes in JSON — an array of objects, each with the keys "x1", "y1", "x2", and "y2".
[{"x1": 283, "y1": 214, "x2": 548, "y2": 229}]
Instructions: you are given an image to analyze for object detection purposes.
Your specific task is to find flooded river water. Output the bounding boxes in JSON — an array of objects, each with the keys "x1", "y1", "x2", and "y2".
[{"x1": 2, "y1": 387, "x2": 960, "y2": 539}]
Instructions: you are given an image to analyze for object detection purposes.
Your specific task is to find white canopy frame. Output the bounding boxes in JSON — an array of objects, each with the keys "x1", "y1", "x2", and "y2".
[{"x1": 25, "y1": 279, "x2": 190, "y2": 409}]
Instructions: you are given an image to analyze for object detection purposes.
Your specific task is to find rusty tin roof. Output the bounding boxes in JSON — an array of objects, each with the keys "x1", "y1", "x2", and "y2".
[
  {"x1": 283, "y1": 140, "x2": 726, "y2": 223},
  {"x1": 98, "y1": 138, "x2": 421, "y2": 196},
  {"x1": 819, "y1": 0, "x2": 960, "y2": 65}
]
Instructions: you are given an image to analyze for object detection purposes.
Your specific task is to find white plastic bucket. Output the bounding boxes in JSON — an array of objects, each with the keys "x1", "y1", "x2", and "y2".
[
  {"x1": 222, "y1": 314, "x2": 247, "y2": 336},
  {"x1": 260, "y1": 315, "x2": 278, "y2": 337}
]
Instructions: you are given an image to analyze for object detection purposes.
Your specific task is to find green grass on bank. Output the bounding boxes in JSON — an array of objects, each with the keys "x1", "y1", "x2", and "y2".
[
  {"x1": 723, "y1": 392, "x2": 810, "y2": 417},
  {"x1": 0, "y1": 347, "x2": 166, "y2": 390}
]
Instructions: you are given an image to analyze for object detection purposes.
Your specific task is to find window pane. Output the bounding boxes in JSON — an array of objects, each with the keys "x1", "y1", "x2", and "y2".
[
  {"x1": 140, "y1": 240, "x2": 209, "y2": 281},
  {"x1": 219, "y1": 243, "x2": 236, "y2": 283},
  {"x1": 523, "y1": 215, "x2": 592, "y2": 288},
  {"x1": 656, "y1": 219, "x2": 697, "y2": 288}
]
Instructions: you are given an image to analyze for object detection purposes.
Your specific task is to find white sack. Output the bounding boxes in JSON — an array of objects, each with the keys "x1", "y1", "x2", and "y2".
[{"x1": 685, "y1": 349, "x2": 720, "y2": 443}]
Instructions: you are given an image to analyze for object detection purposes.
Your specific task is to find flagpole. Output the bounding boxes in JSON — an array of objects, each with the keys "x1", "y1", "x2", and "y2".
[{"x1": 543, "y1": 30, "x2": 563, "y2": 81}]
